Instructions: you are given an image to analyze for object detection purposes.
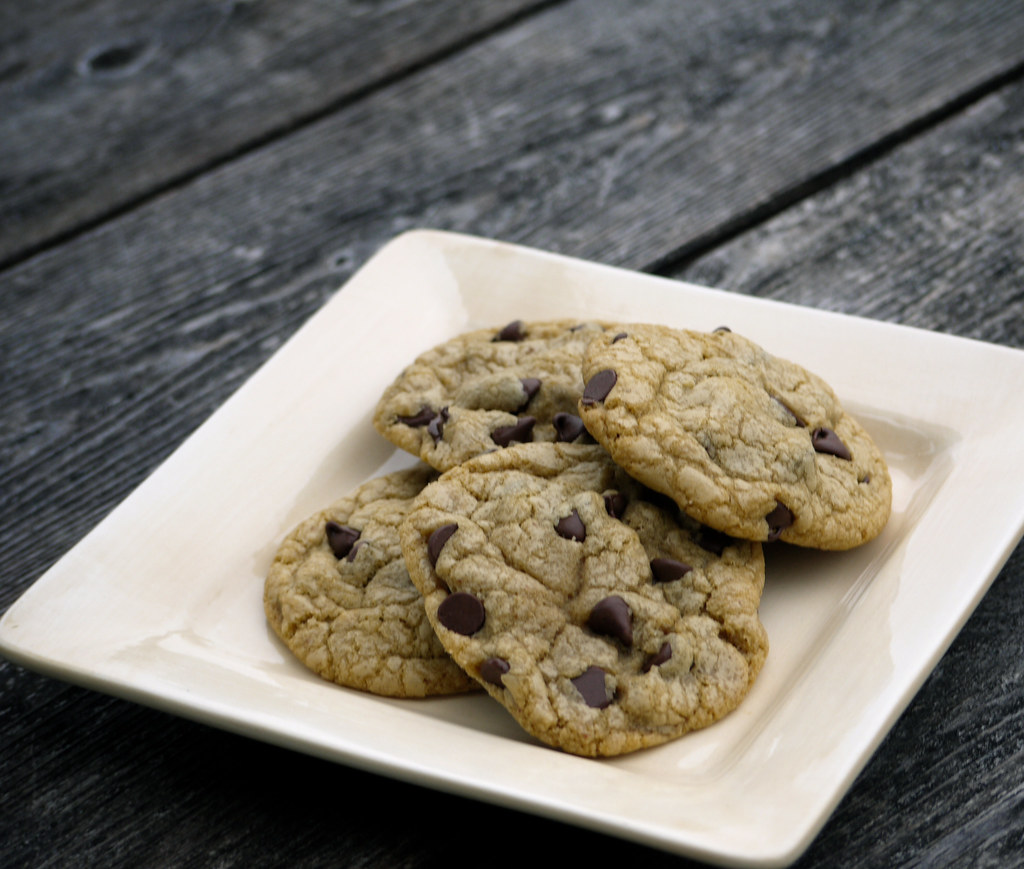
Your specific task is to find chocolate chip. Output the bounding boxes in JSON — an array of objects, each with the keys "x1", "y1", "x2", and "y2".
[
  {"x1": 493, "y1": 320, "x2": 526, "y2": 342},
  {"x1": 603, "y1": 491, "x2": 628, "y2": 519},
  {"x1": 345, "y1": 540, "x2": 365, "y2": 563},
  {"x1": 555, "y1": 509, "x2": 586, "y2": 542},
  {"x1": 713, "y1": 325, "x2": 731, "y2": 333},
  {"x1": 581, "y1": 369, "x2": 617, "y2": 405},
  {"x1": 518, "y1": 377, "x2": 541, "y2": 410},
  {"x1": 479, "y1": 657, "x2": 510, "y2": 687},
  {"x1": 436, "y1": 591, "x2": 485, "y2": 635},
  {"x1": 427, "y1": 523, "x2": 458, "y2": 567},
  {"x1": 860, "y1": 473, "x2": 871, "y2": 484},
  {"x1": 325, "y1": 522, "x2": 360, "y2": 559},
  {"x1": 642, "y1": 641, "x2": 673, "y2": 672},
  {"x1": 553, "y1": 412, "x2": 585, "y2": 442},
  {"x1": 650, "y1": 558, "x2": 692, "y2": 583},
  {"x1": 492, "y1": 416, "x2": 535, "y2": 446},
  {"x1": 812, "y1": 427, "x2": 852, "y2": 460},
  {"x1": 766, "y1": 501, "x2": 794, "y2": 540},
  {"x1": 395, "y1": 405, "x2": 435, "y2": 427},
  {"x1": 587, "y1": 595, "x2": 633, "y2": 646},
  {"x1": 611, "y1": 331, "x2": 628, "y2": 343},
  {"x1": 571, "y1": 665, "x2": 611, "y2": 708},
  {"x1": 426, "y1": 407, "x2": 449, "y2": 444}
]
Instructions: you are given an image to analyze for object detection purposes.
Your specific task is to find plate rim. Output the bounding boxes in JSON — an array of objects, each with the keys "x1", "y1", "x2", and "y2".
[{"x1": 4, "y1": 228, "x2": 1024, "y2": 868}]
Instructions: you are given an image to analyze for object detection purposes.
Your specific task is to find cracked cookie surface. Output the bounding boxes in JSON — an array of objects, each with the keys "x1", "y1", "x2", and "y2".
[
  {"x1": 399, "y1": 442, "x2": 767, "y2": 757},
  {"x1": 373, "y1": 319, "x2": 608, "y2": 472},
  {"x1": 579, "y1": 325, "x2": 892, "y2": 549},
  {"x1": 264, "y1": 465, "x2": 478, "y2": 697}
]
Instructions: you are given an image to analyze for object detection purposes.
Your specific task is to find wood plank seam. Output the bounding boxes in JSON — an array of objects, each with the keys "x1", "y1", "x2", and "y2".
[
  {"x1": 644, "y1": 57, "x2": 1024, "y2": 278},
  {"x1": 0, "y1": 0, "x2": 570, "y2": 276}
]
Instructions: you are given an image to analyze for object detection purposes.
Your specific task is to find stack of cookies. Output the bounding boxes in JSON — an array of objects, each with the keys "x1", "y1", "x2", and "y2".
[{"x1": 264, "y1": 319, "x2": 892, "y2": 757}]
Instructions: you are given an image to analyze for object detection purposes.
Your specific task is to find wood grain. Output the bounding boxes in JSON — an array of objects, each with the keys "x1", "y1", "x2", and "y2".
[
  {"x1": 0, "y1": 0, "x2": 555, "y2": 266},
  {"x1": 671, "y1": 77, "x2": 1024, "y2": 869},
  {"x1": 676, "y1": 84, "x2": 1024, "y2": 350},
  {"x1": 5, "y1": 2, "x2": 1024, "y2": 585},
  {"x1": 4, "y1": 0, "x2": 1024, "y2": 866}
]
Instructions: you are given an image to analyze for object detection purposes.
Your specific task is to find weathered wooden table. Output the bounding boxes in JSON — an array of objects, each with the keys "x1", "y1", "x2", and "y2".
[{"x1": 3, "y1": 2, "x2": 1024, "y2": 866}]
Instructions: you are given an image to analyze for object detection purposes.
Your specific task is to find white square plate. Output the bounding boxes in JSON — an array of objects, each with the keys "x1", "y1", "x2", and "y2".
[{"x1": 4, "y1": 230, "x2": 1024, "y2": 867}]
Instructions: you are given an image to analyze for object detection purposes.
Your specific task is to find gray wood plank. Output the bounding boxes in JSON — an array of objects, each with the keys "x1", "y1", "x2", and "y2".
[
  {"x1": 676, "y1": 84, "x2": 1024, "y2": 347},
  {"x1": 4, "y1": 1, "x2": 1024, "y2": 866},
  {"x1": 668, "y1": 81, "x2": 1024, "y2": 868},
  {"x1": 0, "y1": 0, "x2": 555, "y2": 266},
  {"x1": 7, "y1": 0, "x2": 1024, "y2": 277},
  {"x1": 4, "y1": 0, "x2": 1024, "y2": 572}
]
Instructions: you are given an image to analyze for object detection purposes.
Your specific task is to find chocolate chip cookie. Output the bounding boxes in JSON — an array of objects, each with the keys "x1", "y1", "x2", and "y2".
[
  {"x1": 578, "y1": 325, "x2": 892, "y2": 549},
  {"x1": 373, "y1": 320, "x2": 607, "y2": 472},
  {"x1": 399, "y1": 442, "x2": 768, "y2": 756},
  {"x1": 264, "y1": 465, "x2": 478, "y2": 697}
]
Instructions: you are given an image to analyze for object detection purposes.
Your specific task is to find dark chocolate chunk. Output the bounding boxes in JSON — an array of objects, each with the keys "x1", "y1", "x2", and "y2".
[
  {"x1": 427, "y1": 523, "x2": 458, "y2": 567},
  {"x1": 766, "y1": 501, "x2": 794, "y2": 540},
  {"x1": 587, "y1": 595, "x2": 633, "y2": 646},
  {"x1": 436, "y1": 591, "x2": 485, "y2": 635},
  {"x1": 553, "y1": 412, "x2": 585, "y2": 442},
  {"x1": 555, "y1": 509, "x2": 586, "y2": 542},
  {"x1": 603, "y1": 491, "x2": 628, "y2": 520},
  {"x1": 571, "y1": 665, "x2": 611, "y2": 708},
  {"x1": 812, "y1": 427, "x2": 852, "y2": 460},
  {"x1": 325, "y1": 522, "x2": 360, "y2": 559},
  {"x1": 650, "y1": 557, "x2": 692, "y2": 583},
  {"x1": 479, "y1": 657, "x2": 510, "y2": 687},
  {"x1": 395, "y1": 405, "x2": 435, "y2": 427},
  {"x1": 493, "y1": 320, "x2": 526, "y2": 342},
  {"x1": 643, "y1": 641, "x2": 673, "y2": 672},
  {"x1": 581, "y1": 369, "x2": 617, "y2": 405},
  {"x1": 611, "y1": 331, "x2": 628, "y2": 343},
  {"x1": 492, "y1": 416, "x2": 536, "y2": 446},
  {"x1": 518, "y1": 377, "x2": 542, "y2": 410},
  {"x1": 713, "y1": 325, "x2": 731, "y2": 333},
  {"x1": 426, "y1": 407, "x2": 449, "y2": 444}
]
